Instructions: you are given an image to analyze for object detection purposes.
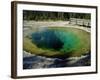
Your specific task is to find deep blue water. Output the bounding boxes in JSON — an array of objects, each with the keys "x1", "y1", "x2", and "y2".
[
  {"x1": 31, "y1": 28, "x2": 82, "y2": 53},
  {"x1": 32, "y1": 29, "x2": 64, "y2": 50}
]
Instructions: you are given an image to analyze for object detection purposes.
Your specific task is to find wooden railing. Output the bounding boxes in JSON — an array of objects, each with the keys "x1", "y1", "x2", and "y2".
[{"x1": 69, "y1": 18, "x2": 91, "y2": 27}]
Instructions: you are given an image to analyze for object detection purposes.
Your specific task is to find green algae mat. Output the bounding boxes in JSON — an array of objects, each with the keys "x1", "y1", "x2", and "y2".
[{"x1": 23, "y1": 27, "x2": 90, "y2": 58}]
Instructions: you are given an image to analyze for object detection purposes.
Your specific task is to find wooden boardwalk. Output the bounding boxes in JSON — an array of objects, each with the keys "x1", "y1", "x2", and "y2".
[{"x1": 69, "y1": 18, "x2": 91, "y2": 27}]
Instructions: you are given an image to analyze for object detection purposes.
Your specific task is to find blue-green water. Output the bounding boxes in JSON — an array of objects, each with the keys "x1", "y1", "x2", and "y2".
[
  {"x1": 31, "y1": 28, "x2": 86, "y2": 54},
  {"x1": 55, "y1": 30, "x2": 80, "y2": 53}
]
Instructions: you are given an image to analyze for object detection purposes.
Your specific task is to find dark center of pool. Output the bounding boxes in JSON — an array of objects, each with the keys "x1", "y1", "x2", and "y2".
[{"x1": 32, "y1": 29, "x2": 64, "y2": 50}]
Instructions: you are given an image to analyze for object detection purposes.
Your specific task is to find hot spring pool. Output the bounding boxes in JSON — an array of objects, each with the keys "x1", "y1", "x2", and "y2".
[{"x1": 26, "y1": 27, "x2": 90, "y2": 57}]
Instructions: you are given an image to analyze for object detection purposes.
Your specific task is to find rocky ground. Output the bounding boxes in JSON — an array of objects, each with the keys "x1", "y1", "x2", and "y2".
[
  {"x1": 23, "y1": 20, "x2": 90, "y2": 32},
  {"x1": 23, "y1": 51, "x2": 90, "y2": 69}
]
